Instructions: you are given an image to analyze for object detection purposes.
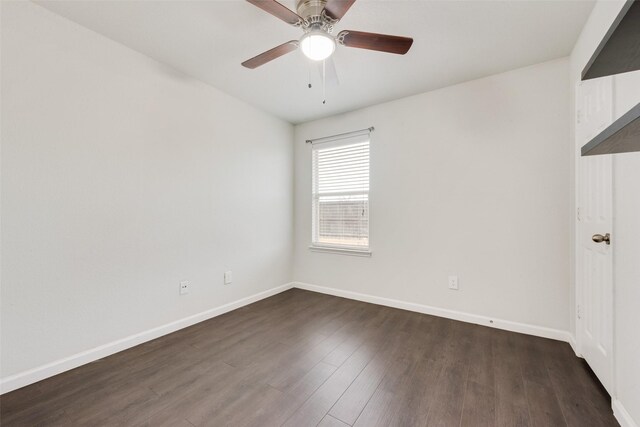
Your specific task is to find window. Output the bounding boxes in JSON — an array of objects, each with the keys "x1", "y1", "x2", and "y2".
[{"x1": 311, "y1": 131, "x2": 370, "y2": 254}]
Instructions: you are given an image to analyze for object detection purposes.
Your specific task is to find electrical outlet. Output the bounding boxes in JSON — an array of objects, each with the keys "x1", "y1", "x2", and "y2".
[
  {"x1": 179, "y1": 281, "x2": 190, "y2": 295},
  {"x1": 224, "y1": 271, "x2": 232, "y2": 285},
  {"x1": 448, "y1": 275, "x2": 459, "y2": 290}
]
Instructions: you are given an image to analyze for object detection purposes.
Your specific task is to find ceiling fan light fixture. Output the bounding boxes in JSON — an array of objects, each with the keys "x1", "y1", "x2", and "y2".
[
  {"x1": 242, "y1": 0, "x2": 414, "y2": 69},
  {"x1": 300, "y1": 30, "x2": 336, "y2": 61}
]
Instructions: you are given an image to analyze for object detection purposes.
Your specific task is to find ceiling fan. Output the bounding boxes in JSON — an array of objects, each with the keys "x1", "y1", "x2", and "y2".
[{"x1": 241, "y1": 0, "x2": 414, "y2": 69}]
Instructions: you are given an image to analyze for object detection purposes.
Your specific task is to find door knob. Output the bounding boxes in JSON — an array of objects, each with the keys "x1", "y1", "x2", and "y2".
[{"x1": 592, "y1": 233, "x2": 611, "y2": 245}]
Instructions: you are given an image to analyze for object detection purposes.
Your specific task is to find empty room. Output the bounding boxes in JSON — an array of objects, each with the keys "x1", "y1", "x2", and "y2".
[{"x1": 1, "y1": 0, "x2": 639, "y2": 426}]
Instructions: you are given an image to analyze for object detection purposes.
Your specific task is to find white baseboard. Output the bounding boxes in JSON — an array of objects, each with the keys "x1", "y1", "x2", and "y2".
[
  {"x1": 613, "y1": 399, "x2": 639, "y2": 427},
  {"x1": 0, "y1": 283, "x2": 294, "y2": 395},
  {"x1": 293, "y1": 282, "x2": 572, "y2": 343},
  {"x1": 567, "y1": 333, "x2": 581, "y2": 357}
]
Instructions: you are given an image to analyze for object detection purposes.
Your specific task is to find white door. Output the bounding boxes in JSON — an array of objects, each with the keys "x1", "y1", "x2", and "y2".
[{"x1": 576, "y1": 78, "x2": 614, "y2": 394}]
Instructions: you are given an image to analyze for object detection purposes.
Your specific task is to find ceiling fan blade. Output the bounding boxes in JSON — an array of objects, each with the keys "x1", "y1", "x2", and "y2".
[
  {"x1": 325, "y1": 56, "x2": 340, "y2": 87},
  {"x1": 313, "y1": 57, "x2": 340, "y2": 88},
  {"x1": 241, "y1": 41, "x2": 299, "y2": 69},
  {"x1": 246, "y1": 0, "x2": 303, "y2": 26},
  {"x1": 323, "y1": 0, "x2": 356, "y2": 21},
  {"x1": 337, "y1": 30, "x2": 413, "y2": 55},
  {"x1": 325, "y1": 55, "x2": 340, "y2": 86}
]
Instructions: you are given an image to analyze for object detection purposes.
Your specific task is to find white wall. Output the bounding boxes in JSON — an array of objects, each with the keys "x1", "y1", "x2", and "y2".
[
  {"x1": 294, "y1": 59, "x2": 571, "y2": 332},
  {"x1": 570, "y1": 2, "x2": 640, "y2": 424},
  {"x1": 0, "y1": 1, "x2": 293, "y2": 381}
]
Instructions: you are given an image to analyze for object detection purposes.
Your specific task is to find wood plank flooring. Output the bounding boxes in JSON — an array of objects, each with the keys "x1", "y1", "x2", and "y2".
[{"x1": 0, "y1": 289, "x2": 618, "y2": 426}]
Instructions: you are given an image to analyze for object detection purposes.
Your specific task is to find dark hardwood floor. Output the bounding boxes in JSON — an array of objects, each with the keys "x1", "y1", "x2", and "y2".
[{"x1": 0, "y1": 289, "x2": 618, "y2": 426}]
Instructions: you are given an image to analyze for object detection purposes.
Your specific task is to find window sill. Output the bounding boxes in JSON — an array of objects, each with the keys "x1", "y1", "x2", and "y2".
[{"x1": 308, "y1": 246, "x2": 372, "y2": 257}]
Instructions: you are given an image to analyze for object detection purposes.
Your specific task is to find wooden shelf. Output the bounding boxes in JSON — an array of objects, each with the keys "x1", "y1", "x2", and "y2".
[
  {"x1": 581, "y1": 0, "x2": 640, "y2": 81},
  {"x1": 581, "y1": 102, "x2": 640, "y2": 156}
]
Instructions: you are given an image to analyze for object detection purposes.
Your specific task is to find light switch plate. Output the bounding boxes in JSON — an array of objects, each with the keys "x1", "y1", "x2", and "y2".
[
  {"x1": 224, "y1": 271, "x2": 232, "y2": 285},
  {"x1": 448, "y1": 276, "x2": 459, "y2": 290}
]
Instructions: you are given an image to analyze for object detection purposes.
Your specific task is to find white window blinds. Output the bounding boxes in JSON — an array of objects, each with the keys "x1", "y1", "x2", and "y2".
[{"x1": 312, "y1": 132, "x2": 370, "y2": 250}]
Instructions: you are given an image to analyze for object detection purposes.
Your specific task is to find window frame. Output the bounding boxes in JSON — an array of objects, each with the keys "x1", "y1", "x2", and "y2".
[{"x1": 309, "y1": 131, "x2": 372, "y2": 257}]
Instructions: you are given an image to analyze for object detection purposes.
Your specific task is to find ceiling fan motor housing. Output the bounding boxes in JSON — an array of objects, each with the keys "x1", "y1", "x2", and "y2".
[{"x1": 296, "y1": 0, "x2": 336, "y2": 33}]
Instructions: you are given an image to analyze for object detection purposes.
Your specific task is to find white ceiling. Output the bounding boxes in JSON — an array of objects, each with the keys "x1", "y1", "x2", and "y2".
[{"x1": 35, "y1": 0, "x2": 594, "y2": 124}]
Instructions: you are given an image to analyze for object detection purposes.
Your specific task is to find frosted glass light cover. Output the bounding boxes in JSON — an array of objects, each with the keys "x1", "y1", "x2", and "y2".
[{"x1": 300, "y1": 32, "x2": 336, "y2": 61}]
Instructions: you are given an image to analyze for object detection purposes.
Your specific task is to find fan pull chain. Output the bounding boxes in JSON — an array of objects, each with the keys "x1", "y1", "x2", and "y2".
[
  {"x1": 308, "y1": 64, "x2": 312, "y2": 89},
  {"x1": 322, "y1": 59, "x2": 326, "y2": 105}
]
